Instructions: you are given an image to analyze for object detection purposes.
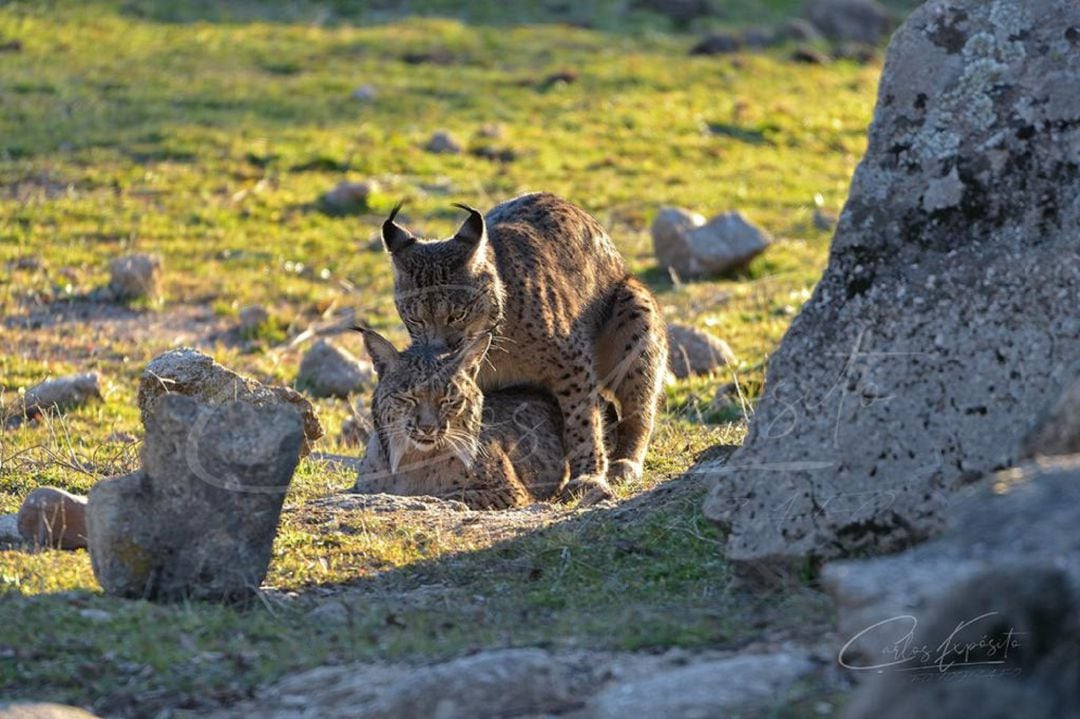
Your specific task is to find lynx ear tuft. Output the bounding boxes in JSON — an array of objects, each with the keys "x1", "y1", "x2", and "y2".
[
  {"x1": 450, "y1": 203, "x2": 486, "y2": 254},
  {"x1": 382, "y1": 201, "x2": 415, "y2": 254},
  {"x1": 358, "y1": 326, "x2": 401, "y2": 376}
]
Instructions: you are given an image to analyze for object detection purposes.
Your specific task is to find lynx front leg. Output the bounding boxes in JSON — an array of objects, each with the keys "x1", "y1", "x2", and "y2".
[
  {"x1": 596, "y1": 276, "x2": 667, "y2": 486},
  {"x1": 554, "y1": 367, "x2": 613, "y2": 505}
]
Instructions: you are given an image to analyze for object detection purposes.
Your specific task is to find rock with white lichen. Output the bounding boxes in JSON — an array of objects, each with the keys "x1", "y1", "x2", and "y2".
[{"x1": 702, "y1": 0, "x2": 1080, "y2": 578}]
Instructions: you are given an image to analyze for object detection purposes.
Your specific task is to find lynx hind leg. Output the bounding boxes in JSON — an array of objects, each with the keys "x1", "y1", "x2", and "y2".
[
  {"x1": 595, "y1": 276, "x2": 667, "y2": 486},
  {"x1": 455, "y1": 450, "x2": 531, "y2": 510}
]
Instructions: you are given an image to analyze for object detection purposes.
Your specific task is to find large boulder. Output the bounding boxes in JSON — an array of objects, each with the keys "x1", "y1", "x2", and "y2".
[
  {"x1": 825, "y1": 459, "x2": 1080, "y2": 718},
  {"x1": 822, "y1": 457, "x2": 1080, "y2": 664},
  {"x1": 87, "y1": 393, "x2": 303, "y2": 602},
  {"x1": 803, "y1": 0, "x2": 892, "y2": 44},
  {"x1": 139, "y1": 348, "x2": 323, "y2": 457},
  {"x1": 704, "y1": 0, "x2": 1080, "y2": 575},
  {"x1": 651, "y1": 208, "x2": 771, "y2": 279}
]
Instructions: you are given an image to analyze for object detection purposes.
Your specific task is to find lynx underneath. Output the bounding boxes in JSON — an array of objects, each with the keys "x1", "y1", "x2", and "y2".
[{"x1": 381, "y1": 192, "x2": 667, "y2": 501}]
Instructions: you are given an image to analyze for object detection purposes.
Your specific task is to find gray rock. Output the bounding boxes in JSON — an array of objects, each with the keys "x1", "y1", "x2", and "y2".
[
  {"x1": 87, "y1": 393, "x2": 303, "y2": 602},
  {"x1": 822, "y1": 457, "x2": 1080, "y2": 665},
  {"x1": 667, "y1": 323, "x2": 737, "y2": 379},
  {"x1": 1021, "y1": 374, "x2": 1080, "y2": 459},
  {"x1": 634, "y1": 0, "x2": 717, "y2": 23},
  {"x1": 803, "y1": 0, "x2": 892, "y2": 44},
  {"x1": 424, "y1": 131, "x2": 462, "y2": 155},
  {"x1": 703, "y1": 0, "x2": 1080, "y2": 575},
  {"x1": 321, "y1": 180, "x2": 379, "y2": 213},
  {"x1": 237, "y1": 305, "x2": 269, "y2": 335},
  {"x1": 297, "y1": 339, "x2": 373, "y2": 399},
  {"x1": 689, "y1": 32, "x2": 742, "y2": 56},
  {"x1": 585, "y1": 652, "x2": 816, "y2": 718},
  {"x1": 812, "y1": 207, "x2": 837, "y2": 231},
  {"x1": 108, "y1": 253, "x2": 162, "y2": 301},
  {"x1": 0, "y1": 705, "x2": 100, "y2": 719},
  {"x1": 227, "y1": 648, "x2": 595, "y2": 719},
  {"x1": 7, "y1": 373, "x2": 101, "y2": 426},
  {"x1": 652, "y1": 207, "x2": 771, "y2": 279},
  {"x1": 778, "y1": 18, "x2": 826, "y2": 43},
  {"x1": 839, "y1": 562, "x2": 1080, "y2": 719},
  {"x1": 0, "y1": 514, "x2": 21, "y2": 547},
  {"x1": 349, "y1": 84, "x2": 377, "y2": 102},
  {"x1": 306, "y1": 600, "x2": 348, "y2": 625},
  {"x1": 17, "y1": 486, "x2": 88, "y2": 550},
  {"x1": 139, "y1": 348, "x2": 323, "y2": 457},
  {"x1": 791, "y1": 45, "x2": 831, "y2": 64},
  {"x1": 740, "y1": 27, "x2": 775, "y2": 49}
]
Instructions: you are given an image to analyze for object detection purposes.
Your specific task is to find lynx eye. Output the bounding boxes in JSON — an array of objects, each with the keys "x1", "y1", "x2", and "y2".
[
  {"x1": 448, "y1": 309, "x2": 470, "y2": 325},
  {"x1": 393, "y1": 395, "x2": 418, "y2": 410}
]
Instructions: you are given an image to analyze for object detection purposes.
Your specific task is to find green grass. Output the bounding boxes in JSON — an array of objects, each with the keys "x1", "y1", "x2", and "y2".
[{"x1": 0, "y1": 0, "x2": 896, "y2": 713}]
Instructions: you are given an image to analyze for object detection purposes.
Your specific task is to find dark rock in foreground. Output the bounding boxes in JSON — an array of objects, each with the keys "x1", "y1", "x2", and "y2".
[
  {"x1": 87, "y1": 394, "x2": 303, "y2": 602},
  {"x1": 704, "y1": 0, "x2": 1080, "y2": 574}
]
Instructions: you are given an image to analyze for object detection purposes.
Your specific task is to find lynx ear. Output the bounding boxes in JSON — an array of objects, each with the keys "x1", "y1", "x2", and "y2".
[
  {"x1": 382, "y1": 201, "x2": 415, "y2": 255},
  {"x1": 356, "y1": 326, "x2": 401, "y2": 376},
  {"x1": 452, "y1": 333, "x2": 491, "y2": 379},
  {"x1": 450, "y1": 203, "x2": 486, "y2": 257}
]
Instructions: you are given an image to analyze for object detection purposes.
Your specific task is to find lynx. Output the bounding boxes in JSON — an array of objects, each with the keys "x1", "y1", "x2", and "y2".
[
  {"x1": 353, "y1": 328, "x2": 568, "y2": 509},
  {"x1": 380, "y1": 192, "x2": 667, "y2": 502}
]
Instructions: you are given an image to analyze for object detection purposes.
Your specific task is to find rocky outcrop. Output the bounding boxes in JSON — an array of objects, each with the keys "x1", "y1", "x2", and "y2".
[
  {"x1": 138, "y1": 348, "x2": 322, "y2": 457},
  {"x1": 803, "y1": 0, "x2": 892, "y2": 44},
  {"x1": 703, "y1": 0, "x2": 1080, "y2": 575},
  {"x1": 826, "y1": 459, "x2": 1080, "y2": 718},
  {"x1": 87, "y1": 394, "x2": 303, "y2": 602}
]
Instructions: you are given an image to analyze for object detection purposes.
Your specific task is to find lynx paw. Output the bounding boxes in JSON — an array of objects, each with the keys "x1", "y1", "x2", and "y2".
[
  {"x1": 607, "y1": 459, "x2": 643, "y2": 486},
  {"x1": 560, "y1": 474, "x2": 615, "y2": 505}
]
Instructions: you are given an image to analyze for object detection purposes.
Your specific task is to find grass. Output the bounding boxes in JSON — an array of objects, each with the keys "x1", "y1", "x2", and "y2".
[{"x1": 0, "y1": 0, "x2": 902, "y2": 714}]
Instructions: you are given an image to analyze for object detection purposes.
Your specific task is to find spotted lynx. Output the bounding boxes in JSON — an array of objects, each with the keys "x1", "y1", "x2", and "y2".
[
  {"x1": 381, "y1": 192, "x2": 667, "y2": 502},
  {"x1": 353, "y1": 328, "x2": 568, "y2": 509}
]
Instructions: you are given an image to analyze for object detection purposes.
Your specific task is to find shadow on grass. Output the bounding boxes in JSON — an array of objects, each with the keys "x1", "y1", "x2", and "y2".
[{"x1": 0, "y1": 445, "x2": 834, "y2": 716}]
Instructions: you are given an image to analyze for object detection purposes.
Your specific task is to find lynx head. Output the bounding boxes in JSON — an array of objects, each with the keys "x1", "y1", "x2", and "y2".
[
  {"x1": 381, "y1": 203, "x2": 504, "y2": 350},
  {"x1": 361, "y1": 327, "x2": 490, "y2": 473}
]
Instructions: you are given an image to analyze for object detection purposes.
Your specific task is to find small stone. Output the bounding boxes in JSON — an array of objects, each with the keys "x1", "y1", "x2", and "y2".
[
  {"x1": 740, "y1": 27, "x2": 774, "y2": 49},
  {"x1": 802, "y1": 0, "x2": 892, "y2": 45},
  {"x1": 108, "y1": 253, "x2": 162, "y2": 302},
  {"x1": 138, "y1": 348, "x2": 323, "y2": 457},
  {"x1": 17, "y1": 487, "x2": 88, "y2": 550},
  {"x1": 77, "y1": 608, "x2": 113, "y2": 622},
  {"x1": 307, "y1": 601, "x2": 349, "y2": 625},
  {"x1": 812, "y1": 208, "x2": 837, "y2": 231},
  {"x1": 832, "y1": 41, "x2": 879, "y2": 64},
  {"x1": 652, "y1": 208, "x2": 771, "y2": 279},
  {"x1": 7, "y1": 373, "x2": 102, "y2": 427},
  {"x1": 237, "y1": 305, "x2": 269, "y2": 335},
  {"x1": 0, "y1": 514, "x2": 21, "y2": 547},
  {"x1": 777, "y1": 18, "x2": 825, "y2": 43},
  {"x1": 477, "y1": 123, "x2": 504, "y2": 139},
  {"x1": 667, "y1": 324, "x2": 737, "y2": 379},
  {"x1": 87, "y1": 393, "x2": 304, "y2": 602},
  {"x1": 690, "y1": 32, "x2": 742, "y2": 56},
  {"x1": 791, "y1": 45, "x2": 831, "y2": 64},
  {"x1": 297, "y1": 339, "x2": 374, "y2": 399},
  {"x1": 349, "y1": 84, "x2": 377, "y2": 101},
  {"x1": 321, "y1": 180, "x2": 379, "y2": 214},
  {"x1": 340, "y1": 413, "x2": 372, "y2": 448},
  {"x1": 586, "y1": 652, "x2": 815, "y2": 718},
  {"x1": 424, "y1": 131, "x2": 462, "y2": 154},
  {"x1": 711, "y1": 382, "x2": 743, "y2": 416}
]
